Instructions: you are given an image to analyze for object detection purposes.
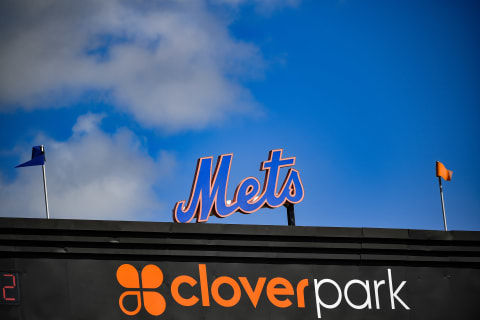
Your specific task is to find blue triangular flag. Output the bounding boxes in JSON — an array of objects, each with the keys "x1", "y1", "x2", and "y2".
[{"x1": 16, "y1": 145, "x2": 45, "y2": 168}]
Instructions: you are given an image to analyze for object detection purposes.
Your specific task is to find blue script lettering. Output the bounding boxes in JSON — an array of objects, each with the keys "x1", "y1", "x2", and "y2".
[{"x1": 173, "y1": 149, "x2": 304, "y2": 223}]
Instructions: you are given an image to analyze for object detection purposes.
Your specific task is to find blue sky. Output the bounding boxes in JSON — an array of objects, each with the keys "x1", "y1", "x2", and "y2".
[{"x1": 0, "y1": 0, "x2": 479, "y2": 230}]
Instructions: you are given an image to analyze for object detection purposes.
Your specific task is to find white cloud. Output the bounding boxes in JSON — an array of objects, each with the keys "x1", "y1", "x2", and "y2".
[
  {"x1": 0, "y1": 0, "x2": 278, "y2": 131},
  {"x1": 72, "y1": 113, "x2": 106, "y2": 134},
  {"x1": 0, "y1": 113, "x2": 175, "y2": 220}
]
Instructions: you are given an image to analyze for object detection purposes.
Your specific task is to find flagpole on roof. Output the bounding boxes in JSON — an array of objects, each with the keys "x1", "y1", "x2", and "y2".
[
  {"x1": 438, "y1": 177, "x2": 447, "y2": 231},
  {"x1": 15, "y1": 145, "x2": 50, "y2": 219},
  {"x1": 41, "y1": 146, "x2": 50, "y2": 219},
  {"x1": 436, "y1": 161, "x2": 452, "y2": 232}
]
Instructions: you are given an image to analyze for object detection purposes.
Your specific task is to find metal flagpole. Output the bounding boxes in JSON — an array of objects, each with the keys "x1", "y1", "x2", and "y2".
[
  {"x1": 41, "y1": 146, "x2": 50, "y2": 219},
  {"x1": 438, "y1": 177, "x2": 447, "y2": 231}
]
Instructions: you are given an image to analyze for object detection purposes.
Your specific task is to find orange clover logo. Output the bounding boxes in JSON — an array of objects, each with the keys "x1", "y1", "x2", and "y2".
[{"x1": 116, "y1": 264, "x2": 166, "y2": 316}]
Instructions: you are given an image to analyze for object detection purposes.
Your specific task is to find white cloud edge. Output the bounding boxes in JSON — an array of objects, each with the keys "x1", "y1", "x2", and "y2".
[{"x1": 0, "y1": 113, "x2": 176, "y2": 221}]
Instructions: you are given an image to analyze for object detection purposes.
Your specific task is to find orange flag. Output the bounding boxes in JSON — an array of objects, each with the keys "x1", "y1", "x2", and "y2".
[{"x1": 436, "y1": 161, "x2": 452, "y2": 181}]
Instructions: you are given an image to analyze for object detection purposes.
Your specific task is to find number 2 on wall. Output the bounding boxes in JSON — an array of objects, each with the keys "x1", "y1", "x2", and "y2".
[
  {"x1": 3, "y1": 274, "x2": 16, "y2": 301},
  {"x1": 1, "y1": 272, "x2": 19, "y2": 303}
]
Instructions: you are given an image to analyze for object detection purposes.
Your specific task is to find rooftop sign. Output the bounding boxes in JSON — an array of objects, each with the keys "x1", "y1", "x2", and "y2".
[
  {"x1": 173, "y1": 149, "x2": 304, "y2": 223},
  {"x1": 1, "y1": 219, "x2": 480, "y2": 320}
]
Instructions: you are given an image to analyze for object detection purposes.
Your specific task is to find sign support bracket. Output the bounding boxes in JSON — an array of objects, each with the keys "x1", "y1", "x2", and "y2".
[{"x1": 286, "y1": 203, "x2": 295, "y2": 226}]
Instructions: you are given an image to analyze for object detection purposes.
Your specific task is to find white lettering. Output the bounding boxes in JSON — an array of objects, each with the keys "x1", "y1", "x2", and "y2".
[
  {"x1": 314, "y1": 278, "x2": 342, "y2": 319},
  {"x1": 388, "y1": 268, "x2": 410, "y2": 310},
  {"x1": 344, "y1": 279, "x2": 371, "y2": 309},
  {"x1": 373, "y1": 280, "x2": 385, "y2": 309}
]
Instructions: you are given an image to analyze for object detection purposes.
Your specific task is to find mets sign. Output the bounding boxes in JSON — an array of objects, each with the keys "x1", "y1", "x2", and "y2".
[{"x1": 173, "y1": 149, "x2": 305, "y2": 223}]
